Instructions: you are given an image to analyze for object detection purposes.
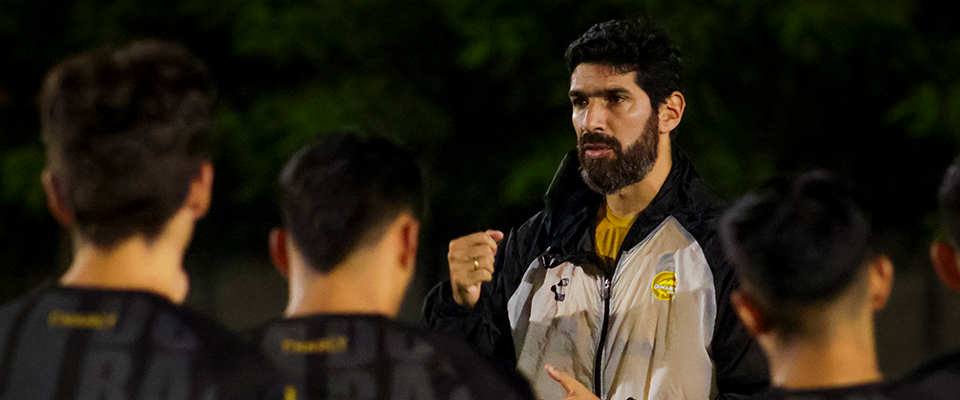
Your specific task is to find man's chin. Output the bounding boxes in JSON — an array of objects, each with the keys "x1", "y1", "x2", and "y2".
[
  {"x1": 579, "y1": 164, "x2": 652, "y2": 196},
  {"x1": 579, "y1": 170, "x2": 621, "y2": 196}
]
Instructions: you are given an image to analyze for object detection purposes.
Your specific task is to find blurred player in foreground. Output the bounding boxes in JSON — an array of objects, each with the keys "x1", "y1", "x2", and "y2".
[
  {"x1": 0, "y1": 40, "x2": 277, "y2": 399},
  {"x1": 900, "y1": 154, "x2": 960, "y2": 398},
  {"x1": 261, "y1": 132, "x2": 534, "y2": 399},
  {"x1": 718, "y1": 171, "x2": 902, "y2": 399}
]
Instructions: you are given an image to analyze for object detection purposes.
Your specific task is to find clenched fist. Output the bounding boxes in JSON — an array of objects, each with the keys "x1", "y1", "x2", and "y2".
[{"x1": 448, "y1": 229, "x2": 503, "y2": 307}]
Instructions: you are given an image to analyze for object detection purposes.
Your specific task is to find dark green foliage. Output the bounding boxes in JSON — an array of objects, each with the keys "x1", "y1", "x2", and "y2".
[{"x1": 1, "y1": 0, "x2": 959, "y2": 373}]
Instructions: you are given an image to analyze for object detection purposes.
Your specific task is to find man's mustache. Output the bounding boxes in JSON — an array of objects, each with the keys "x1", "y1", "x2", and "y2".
[{"x1": 579, "y1": 131, "x2": 621, "y2": 150}]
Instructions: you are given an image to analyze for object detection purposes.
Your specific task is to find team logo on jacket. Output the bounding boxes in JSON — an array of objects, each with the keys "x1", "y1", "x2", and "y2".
[
  {"x1": 651, "y1": 271, "x2": 677, "y2": 300},
  {"x1": 551, "y1": 278, "x2": 569, "y2": 301}
]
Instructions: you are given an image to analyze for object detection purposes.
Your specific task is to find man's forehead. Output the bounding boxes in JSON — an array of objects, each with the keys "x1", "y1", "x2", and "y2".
[{"x1": 569, "y1": 63, "x2": 641, "y2": 93}]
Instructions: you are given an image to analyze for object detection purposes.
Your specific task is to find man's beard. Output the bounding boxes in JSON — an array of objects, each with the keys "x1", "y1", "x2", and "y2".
[{"x1": 577, "y1": 114, "x2": 660, "y2": 195}]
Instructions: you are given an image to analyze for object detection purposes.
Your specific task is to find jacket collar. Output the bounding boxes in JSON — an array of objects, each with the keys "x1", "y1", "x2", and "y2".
[{"x1": 541, "y1": 147, "x2": 700, "y2": 261}]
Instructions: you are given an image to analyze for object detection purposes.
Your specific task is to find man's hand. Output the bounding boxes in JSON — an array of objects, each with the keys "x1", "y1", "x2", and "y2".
[
  {"x1": 448, "y1": 230, "x2": 503, "y2": 307},
  {"x1": 545, "y1": 364, "x2": 600, "y2": 400}
]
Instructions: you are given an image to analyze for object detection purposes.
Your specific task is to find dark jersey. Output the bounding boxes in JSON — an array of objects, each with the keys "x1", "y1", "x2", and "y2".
[
  {"x1": 896, "y1": 351, "x2": 960, "y2": 399},
  {"x1": 0, "y1": 285, "x2": 279, "y2": 400},
  {"x1": 259, "y1": 314, "x2": 535, "y2": 400},
  {"x1": 747, "y1": 381, "x2": 932, "y2": 400}
]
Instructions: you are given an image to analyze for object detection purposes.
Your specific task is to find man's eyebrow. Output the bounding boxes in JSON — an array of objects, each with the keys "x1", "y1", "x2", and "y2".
[{"x1": 568, "y1": 87, "x2": 632, "y2": 98}]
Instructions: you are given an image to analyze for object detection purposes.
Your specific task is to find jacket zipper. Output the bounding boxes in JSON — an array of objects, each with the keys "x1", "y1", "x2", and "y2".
[{"x1": 593, "y1": 277, "x2": 611, "y2": 399}]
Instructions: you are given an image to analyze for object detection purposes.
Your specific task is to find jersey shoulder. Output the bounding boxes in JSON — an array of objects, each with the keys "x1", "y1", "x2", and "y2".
[
  {"x1": 0, "y1": 287, "x2": 278, "y2": 400},
  {"x1": 260, "y1": 314, "x2": 534, "y2": 400}
]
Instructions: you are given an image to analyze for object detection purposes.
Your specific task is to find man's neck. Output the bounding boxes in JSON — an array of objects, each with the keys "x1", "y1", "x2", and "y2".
[
  {"x1": 60, "y1": 235, "x2": 189, "y2": 304},
  {"x1": 763, "y1": 324, "x2": 882, "y2": 389},
  {"x1": 284, "y1": 255, "x2": 402, "y2": 319},
  {"x1": 605, "y1": 141, "x2": 673, "y2": 218},
  {"x1": 59, "y1": 210, "x2": 193, "y2": 304}
]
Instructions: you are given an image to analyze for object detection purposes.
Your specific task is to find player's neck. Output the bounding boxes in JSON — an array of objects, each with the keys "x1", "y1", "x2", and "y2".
[
  {"x1": 59, "y1": 209, "x2": 192, "y2": 304},
  {"x1": 285, "y1": 252, "x2": 403, "y2": 319},
  {"x1": 605, "y1": 139, "x2": 672, "y2": 218},
  {"x1": 763, "y1": 319, "x2": 881, "y2": 390}
]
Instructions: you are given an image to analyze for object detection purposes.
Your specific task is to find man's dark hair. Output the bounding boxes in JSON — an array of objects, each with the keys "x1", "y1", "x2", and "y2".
[
  {"x1": 39, "y1": 40, "x2": 215, "y2": 248},
  {"x1": 719, "y1": 170, "x2": 874, "y2": 337},
  {"x1": 278, "y1": 132, "x2": 425, "y2": 273},
  {"x1": 565, "y1": 17, "x2": 683, "y2": 111},
  {"x1": 938, "y1": 154, "x2": 960, "y2": 245}
]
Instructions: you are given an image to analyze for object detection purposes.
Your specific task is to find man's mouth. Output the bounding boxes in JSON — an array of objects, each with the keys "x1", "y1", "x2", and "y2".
[{"x1": 582, "y1": 143, "x2": 613, "y2": 158}]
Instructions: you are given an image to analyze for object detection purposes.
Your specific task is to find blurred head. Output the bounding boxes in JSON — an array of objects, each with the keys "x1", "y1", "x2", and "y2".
[
  {"x1": 720, "y1": 170, "x2": 891, "y2": 340},
  {"x1": 277, "y1": 132, "x2": 425, "y2": 274},
  {"x1": 565, "y1": 17, "x2": 682, "y2": 114},
  {"x1": 937, "y1": 155, "x2": 960, "y2": 245},
  {"x1": 931, "y1": 154, "x2": 960, "y2": 290},
  {"x1": 40, "y1": 40, "x2": 215, "y2": 249}
]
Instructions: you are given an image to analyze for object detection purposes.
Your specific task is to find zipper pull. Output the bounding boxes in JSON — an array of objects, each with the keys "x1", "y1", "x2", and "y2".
[{"x1": 600, "y1": 278, "x2": 611, "y2": 300}]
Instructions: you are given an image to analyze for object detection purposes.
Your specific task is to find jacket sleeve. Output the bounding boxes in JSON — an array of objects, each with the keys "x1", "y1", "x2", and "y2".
[
  {"x1": 705, "y1": 234, "x2": 771, "y2": 398},
  {"x1": 422, "y1": 225, "x2": 533, "y2": 372}
]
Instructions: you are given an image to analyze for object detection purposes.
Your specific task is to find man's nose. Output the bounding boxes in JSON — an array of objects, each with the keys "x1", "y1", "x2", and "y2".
[{"x1": 582, "y1": 102, "x2": 607, "y2": 133}]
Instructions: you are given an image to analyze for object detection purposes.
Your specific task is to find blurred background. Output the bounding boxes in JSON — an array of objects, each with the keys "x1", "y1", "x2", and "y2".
[{"x1": 2, "y1": 0, "x2": 960, "y2": 378}]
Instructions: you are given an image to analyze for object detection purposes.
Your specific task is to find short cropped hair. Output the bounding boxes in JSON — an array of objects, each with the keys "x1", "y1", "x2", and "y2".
[
  {"x1": 938, "y1": 154, "x2": 960, "y2": 245},
  {"x1": 565, "y1": 17, "x2": 683, "y2": 110},
  {"x1": 719, "y1": 170, "x2": 874, "y2": 336},
  {"x1": 278, "y1": 132, "x2": 425, "y2": 273},
  {"x1": 40, "y1": 40, "x2": 215, "y2": 248}
]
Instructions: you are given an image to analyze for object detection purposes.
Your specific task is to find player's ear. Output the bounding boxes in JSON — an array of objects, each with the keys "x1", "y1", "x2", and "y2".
[
  {"x1": 269, "y1": 228, "x2": 290, "y2": 279},
  {"x1": 731, "y1": 290, "x2": 769, "y2": 337},
  {"x1": 396, "y1": 213, "x2": 420, "y2": 272},
  {"x1": 658, "y1": 91, "x2": 685, "y2": 134},
  {"x1": 931, "y1": 241, "x2": 960, "y2": 290},
  {"x1": 868, "y1": 254, "x2": 895, "y2": 311},
  {"x1": 41, "y1": 169, "x2": 72, "y2": 227},
  {"x1": 185, "y1": 161, "x2": 214, "y2": 220}
]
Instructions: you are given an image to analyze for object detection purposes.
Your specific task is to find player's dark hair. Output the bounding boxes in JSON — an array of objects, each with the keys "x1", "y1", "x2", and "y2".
[
  {"x1": 938, "y1": 154, "x2": 960, "y2": 245},
  {"x1": 39, "y1": 40, "x2": 215, "y2": 248},
  {"x1": 565, "y1": 17, "x2": 683, "y2": 111},
  {"x1": 278, "y1": 132, "x2": 425, "y2": 273},
  {"x1": 719, "y1": 170, "x2": 874, "y2": 336}
]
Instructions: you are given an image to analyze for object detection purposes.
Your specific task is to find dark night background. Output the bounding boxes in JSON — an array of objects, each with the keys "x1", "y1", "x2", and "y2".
[{"x1": 2, "y1": 0, "x2": 960, "y2": 378}]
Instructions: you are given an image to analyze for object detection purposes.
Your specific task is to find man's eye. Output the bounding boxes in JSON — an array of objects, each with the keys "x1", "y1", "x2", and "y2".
[
  {"x1": 608, "y1": 95, "x2": 625, "y2": 104},
  {"x1": 571, "y1": 98, "x2": 587, "y2": 108}
]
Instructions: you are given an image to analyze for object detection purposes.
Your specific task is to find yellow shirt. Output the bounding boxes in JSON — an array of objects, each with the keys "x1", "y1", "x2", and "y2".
[{"x1": 595, "y1": 202, "x2": 638, "y2": 266}]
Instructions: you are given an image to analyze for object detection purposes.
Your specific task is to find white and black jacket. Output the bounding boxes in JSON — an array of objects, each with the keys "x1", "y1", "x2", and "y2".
[{"x1": 424, "y1": 149, "x2": 769, "y2": 400}]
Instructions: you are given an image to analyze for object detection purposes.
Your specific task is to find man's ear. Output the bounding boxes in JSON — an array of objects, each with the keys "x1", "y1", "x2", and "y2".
[
  {"x1": 41, "y1": 169, "x2": 72, "y2": 227},
  {"x1": 185, "y1": 161, "x2": 214, "y2": 220},
  {"x1": 269, "y1": 228, "x2": 290, "y2": 279},
  {"x1": 868, "y1": 255, "x2": 895, "y2": 311},
  {"x1": 397, "y1": 214, "x2": 420, "y2": 271},
  {"x1": 731, "y1": 290, "x2": 769, "y2": 338},
  {"x1": 931, "y1": 241, "x2": 960, "y2": 291},
  {"x1": 657, "y1": 91, "x2": 685, "y2": 134}
]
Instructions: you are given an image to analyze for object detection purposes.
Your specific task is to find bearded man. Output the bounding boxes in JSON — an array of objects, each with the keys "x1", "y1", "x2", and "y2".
[{"x1": 424, "y1": 17, "x2": 769, "y2": 400}]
